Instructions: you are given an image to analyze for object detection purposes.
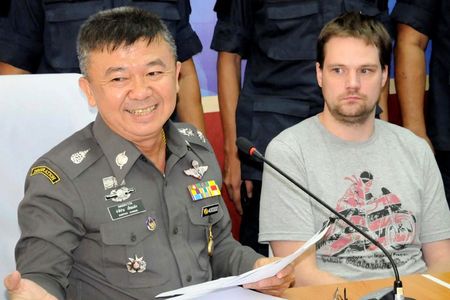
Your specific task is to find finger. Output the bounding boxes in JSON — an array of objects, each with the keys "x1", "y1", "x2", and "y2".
[
  {"x1": 4, "y1": 270, "x2": 21, "y2": 291},
  {"x1": 232, "y1": 193, "x2": 243, "y2": 215},
  {"x1": 244, "y1": 180, "x2": 253, "y2": 198}
]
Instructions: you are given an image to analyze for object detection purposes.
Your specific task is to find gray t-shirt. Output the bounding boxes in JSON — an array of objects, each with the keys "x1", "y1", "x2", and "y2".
[{"x1": 259, "y1": 115, "x2": 450, "y2": 280}]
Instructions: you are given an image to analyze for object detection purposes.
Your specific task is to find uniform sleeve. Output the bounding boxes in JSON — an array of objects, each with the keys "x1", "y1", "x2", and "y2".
[
  {"x1": 391, "y1": 0, "x2": 439, "y2": 37},
  {"x1": 210, "y1": 0, "x2": 253, "y2": 58},
  {"x1": 259, "y1": 135, "x2": 316, "y2": 243},
  {"x1": 16, "y1": 159, "x2": 86, "y2": 299},
  {"x1": 0, "y1": 0, "x2": 44, "y2": 72},
  {"x1": 418, "y1": 142, "x2": 450, "y2": 243},
  {"x1": 174, "y1": 0, "x2": 202, "y2": 62}
]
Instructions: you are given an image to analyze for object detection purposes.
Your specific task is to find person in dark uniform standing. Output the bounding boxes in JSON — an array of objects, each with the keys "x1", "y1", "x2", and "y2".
[
  {"x1": 210, "y1": 0, "x2": 392, "y2": 256},
  {"x1": 3, "y1": 8, "x2": 294, "y2": 299},
  {"x1": 0, "y1": 0, "x2": 205, "y2": 132},
  {"x1": 392, "y1": 0, "x2": 450, "y2": 207}
]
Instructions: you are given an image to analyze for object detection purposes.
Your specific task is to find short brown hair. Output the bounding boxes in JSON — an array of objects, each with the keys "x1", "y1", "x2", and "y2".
[{"x1": 317, "y1": 12, "x2": 391, "y2": 68}]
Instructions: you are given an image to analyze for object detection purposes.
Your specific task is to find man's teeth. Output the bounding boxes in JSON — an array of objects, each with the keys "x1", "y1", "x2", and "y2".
[{"x1": 129, "y1": 105, "x2": 157, "y2": 115}]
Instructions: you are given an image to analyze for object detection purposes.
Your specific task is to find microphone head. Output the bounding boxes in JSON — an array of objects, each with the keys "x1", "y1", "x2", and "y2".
[{"x1": 236, "y1": 137, "x2": 255, "y2": 155}]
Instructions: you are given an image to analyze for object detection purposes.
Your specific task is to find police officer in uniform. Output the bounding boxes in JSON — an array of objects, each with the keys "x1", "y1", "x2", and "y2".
[
  {"x1": 3, "y1": 8, "x2": 293, "y2": 299},
  {"x1": 0, "y1": 0, "x2": 205, "y2": 131},
  {"x1": 210, "y1": 0, "x2": 391, "y2": 256},
  {"x1": 392, "y1": 0, "x2": 450, "y2": 207}
]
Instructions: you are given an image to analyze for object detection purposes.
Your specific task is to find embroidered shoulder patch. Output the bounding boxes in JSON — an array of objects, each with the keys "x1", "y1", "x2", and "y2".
[{"x1": 30, "y1": 166, "x2": 60, "y2": 184}]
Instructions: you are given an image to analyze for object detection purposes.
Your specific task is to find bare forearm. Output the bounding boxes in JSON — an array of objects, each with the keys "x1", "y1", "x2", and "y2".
[
  {"x1": 294, "y1": 268, "x2": 347, "y2": 287},
  {"x1": 379, "y1": 79, "x2": 389, "y2": 121},
  {"x1": 217, "y1": 52, "x2": 241, "y2": 154},
  {"x1": 394, "y1": 24, "x2": 429, "y2": 135},
  {"x1": 0, "y1": 62, "x2": 29, "y2": 75},
  {"x1": 177, "y1": 59, "x2": 205, "y2": 132}
]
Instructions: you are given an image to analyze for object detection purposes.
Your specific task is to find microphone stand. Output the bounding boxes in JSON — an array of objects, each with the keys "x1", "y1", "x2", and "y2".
[{"x1": 237, "y1": 137, "x2": 414, "y2": 300}]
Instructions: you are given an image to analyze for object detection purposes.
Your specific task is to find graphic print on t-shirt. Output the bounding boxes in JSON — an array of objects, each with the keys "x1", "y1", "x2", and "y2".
[{"x1": 317, "y1": 171, "x2": 417, "y2": 269}]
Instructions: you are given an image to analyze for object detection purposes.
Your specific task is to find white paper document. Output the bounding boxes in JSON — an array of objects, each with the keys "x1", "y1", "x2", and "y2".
[{"x1": 156, "y1": 224, "x2": 331, "y2": 299}]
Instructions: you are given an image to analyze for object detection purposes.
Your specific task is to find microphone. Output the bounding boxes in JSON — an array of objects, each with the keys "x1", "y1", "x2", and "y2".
[{"x1": 236, "y1": 137, "x2": 414, "y2": 300}]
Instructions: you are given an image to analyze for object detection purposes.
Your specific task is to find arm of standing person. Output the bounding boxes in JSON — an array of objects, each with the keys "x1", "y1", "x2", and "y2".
[
  {"x1": 394, "y1": 23, "x2": 431, "y2": 147},
  {"x1": 379, "y1": 79, "x2": 389, "y2": 121},
  {"x1": 0, "y1": 61, "x2": 30, "y2": 74},
  {"x1": 217, "y1": 51, "x2": 244, "y2": 214},
  {"x1": 271, "y1": 241, "x2": 347, "y2": 287},
  {"x1": 176, "y1": 58, "x2": 205, "y2": 132}
]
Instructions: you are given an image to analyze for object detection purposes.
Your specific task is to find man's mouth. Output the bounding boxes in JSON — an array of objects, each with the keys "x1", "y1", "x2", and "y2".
[{"x1": 127, "y1": 104, "x2": 157, "y2": 115}]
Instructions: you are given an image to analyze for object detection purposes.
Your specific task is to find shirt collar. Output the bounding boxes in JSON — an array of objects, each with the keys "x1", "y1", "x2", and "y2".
[{"x1": 93, "y1": 115, "x2": 189, "y2": 182}]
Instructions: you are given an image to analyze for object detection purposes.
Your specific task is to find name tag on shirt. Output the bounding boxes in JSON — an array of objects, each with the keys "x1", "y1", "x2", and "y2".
[{"x1": 108, "y1": 199, "x2": 146, "y2": 221}]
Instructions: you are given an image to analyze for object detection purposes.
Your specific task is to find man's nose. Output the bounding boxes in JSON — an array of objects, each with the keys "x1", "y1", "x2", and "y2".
[
  {"x1": 129, "y1": 76, "x2": 152, "y2": 100},
  {"x1": 345, "y1": 71, "x2": 361, "y2": 90}
]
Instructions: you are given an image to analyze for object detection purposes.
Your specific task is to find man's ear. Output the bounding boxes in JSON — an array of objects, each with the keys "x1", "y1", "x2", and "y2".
[
  {"x1": 175, "y1": 61, "x2": 181, "y2": 93},
  {"x1": 79, "y1": 76, "x2": 96, "y2": 107},
  {"x1": 381, "y1": 65, "x2": 388, "y2": 88},
  {"x1": 316, "y1": 62, "x2": 323, "y2": 88}
]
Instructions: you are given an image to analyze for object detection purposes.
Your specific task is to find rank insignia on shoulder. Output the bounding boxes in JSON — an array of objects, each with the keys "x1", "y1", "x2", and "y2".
[
  {"x1": 70, "y1": 149, "x2": 90, "y2": 164},
  {"x1": 178, "y1": 128, "x2": 195, "y2": 137},
  {"x1": 188, "y1": 180, "x2": 221, "y2": 201},
  {"x1": 30, "y1": 166, "x2": 60, "y2": 184},
  {"x1": 184, "y1": 160, "x2": 208, "y2": 180},
  {"x1": 202, "y1": 203, "x2": 219, "y2": 217},
  {"x1": 197, "y1": 130, "x2": 206, "y2": 143},
  {"x1": 126, "y1": 255, "x2": 146, "y2": 273}
]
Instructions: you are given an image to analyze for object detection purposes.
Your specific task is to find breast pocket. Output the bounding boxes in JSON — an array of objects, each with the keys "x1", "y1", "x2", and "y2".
[
  {"x1": 130, "y1": 0, "x2": 180, "y2": 38},
  {"x1": 100, "y1": 212, "x2": 169, "y2": 288},
  {"x1": 186, "y1": 199, "x2": 224, "y2": 272},
  {"x1": 256, "y1": 1, "x2": 320, "y2": 61},
  {"x1": 43, "y1": 1, "x2": 104, "y2": 71}
]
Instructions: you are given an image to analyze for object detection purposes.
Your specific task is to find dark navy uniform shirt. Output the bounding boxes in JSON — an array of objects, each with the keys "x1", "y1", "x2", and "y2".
[
  {"x1": 211, "y1": 0, "x2": 391, "y2": 180},
  {"x1": 392, "y1": 0, "x2": 450, "y2": 151},
  {"x1": 0, "y1": 0, "x2": 202, "y2": 73},
  {"x1": 16, "y1": 115, "x2": 260, "y2": 299}
]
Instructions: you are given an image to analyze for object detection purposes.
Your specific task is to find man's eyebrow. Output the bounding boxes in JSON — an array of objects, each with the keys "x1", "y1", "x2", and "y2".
[
  {"x1": 104, "y1": 66, "x2": 126, "y2": 76},
  {"x1": 146, "y1": 58, "x2": 166, "y2": 68},
  {"x1": 104, "y1": 59, "x2": 168, "y2": 76}
]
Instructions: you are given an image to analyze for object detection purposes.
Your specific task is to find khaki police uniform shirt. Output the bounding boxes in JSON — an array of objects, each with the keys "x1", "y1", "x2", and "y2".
[{"x1": 16, "y1": 115, "x2": 260, "y2": 299}]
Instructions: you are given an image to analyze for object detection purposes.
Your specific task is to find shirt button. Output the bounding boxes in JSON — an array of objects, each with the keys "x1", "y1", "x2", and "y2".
[
  {"x1": 130, "y1": 233, "x2": 137, "y2": 242},
  {"x1": 173, "y1": 227, "x2": 178, "y2": 235},
  {"x1": 186, "y1": 275, "x2": 192, "y2": 282}
]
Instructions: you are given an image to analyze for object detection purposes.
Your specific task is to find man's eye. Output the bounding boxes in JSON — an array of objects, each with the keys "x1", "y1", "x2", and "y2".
[
  {"x1": 332, "y1": 68, "x2": 343, "y2": 74},
  {"x1": 148, "y1": 71, "x2": 164, "y2": 79},
  {"x1": 361, "y1": 68, "x2": 373, "y2": 74},
  {"x1": 111, "y1": 77, "x2": 127, "y2": 82}
]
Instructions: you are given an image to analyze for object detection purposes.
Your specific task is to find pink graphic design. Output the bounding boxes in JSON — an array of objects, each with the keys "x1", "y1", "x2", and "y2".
[{"x1": 318, "y1": 171, "x2": 416, "y2": 258}]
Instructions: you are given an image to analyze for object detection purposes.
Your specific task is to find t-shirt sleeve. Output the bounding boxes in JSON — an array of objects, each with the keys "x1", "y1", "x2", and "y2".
[
  {"x1": 259, "y1": 134, "x2": 316, "y2": 243},
  {"x1": 418, "y1": 141, "x2": 450, "y2": 243}
]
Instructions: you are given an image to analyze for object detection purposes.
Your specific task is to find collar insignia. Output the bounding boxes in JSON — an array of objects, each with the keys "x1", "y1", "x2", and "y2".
[{"x1": 115, "y1": 151, "x2": 128, "y2": 170}]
